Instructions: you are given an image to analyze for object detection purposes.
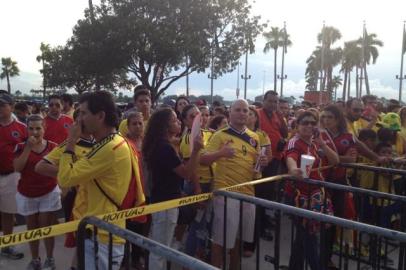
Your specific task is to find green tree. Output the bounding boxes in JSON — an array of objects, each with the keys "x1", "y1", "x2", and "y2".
[
  {"x1": 331, "y1": 75, "x2": 342, "y2": 101},
  {"x1": 15, "y1": 90, "x2": 22, "y2": 97},
  {"x1": 95, "y1": 0, "x2": 265, "y2": 101},
  {"x1": 305, "y1": 26, "x2": 342, "y2": 96},
  {"x1": 317, "y1": 26, "x2": 342, "y2": 93},
  {"x1": 340, "y1": 40, "x2": 361, "y2": 100},
  {"x1": 359, "y1": 31, "x2": 383, "y2": 95},
  {"x1": 0, "y1": 57, "x2": 20, "y2": 94},
  {"x1": 36, "y1": 42, "x2": 52, "y2": 99},
  {"x1": 263, "y1": 27, "x2": 291, "y2": 92}
]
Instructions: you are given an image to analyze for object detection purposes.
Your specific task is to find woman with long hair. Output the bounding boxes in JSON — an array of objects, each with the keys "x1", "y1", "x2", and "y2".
[
  {"x1": 179, "y1": 104, "x2": 214, "y2": 260},
  {"x1": 143, "y1": 108, "x2": 203, "y2": 270}
]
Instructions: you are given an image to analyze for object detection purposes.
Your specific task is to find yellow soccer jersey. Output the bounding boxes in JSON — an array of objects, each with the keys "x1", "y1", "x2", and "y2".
[
  {"x1": 44, "y1": 138, "x2": 94, "y2": 221},
  {"x1": 180, "y1": 129, "x2": 214, "y2": 184},
  {"x1": 205, "y1": 126, "x2": 260, "y2": 195},
  {"x1": 347, "y1": 118, "x2": 378, "y2": 137},
  {"x1": 255, "y1": 129, "x2": 271, "y2": 148},
  {"x1": 58, "y1": 133, "x2": 143, "y2": 243}
]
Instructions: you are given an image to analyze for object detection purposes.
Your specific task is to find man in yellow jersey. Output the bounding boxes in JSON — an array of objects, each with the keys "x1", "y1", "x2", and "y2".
[
  {"x1": 58, "y1": 91, "x2": 144, "y2": 270},
  {"x1": 119, "y1": 86, "x2": 152, "y2": 136},
  {"x1": 35, "y1": 109, "x2": 95, "y2": 270},
  {"x1": 201, "y1": 99, "x2": 268, "y2": 269},
  {"x1": 346, "y1": 98, "x2": 379, "y2": 137}
]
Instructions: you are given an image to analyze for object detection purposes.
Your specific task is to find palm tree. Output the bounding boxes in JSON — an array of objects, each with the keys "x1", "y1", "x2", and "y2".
[
  {"x1": 0, "y1": 57, "x2": 20, "y2": 94},
  {"x1": 305, "y1": 45, "x2": 342, "y2": 96},
  {"x1": 263, "y1": 27, "x2": 286, "y2": 92},
  {"x1": 359, "y1": 32, "x2": 383, "y2": 95},
  {"x1": 37, "y1": 43, "x2": 51, "y2": 99},
  {"x1": 340, "y1": 40, "x2": 362, "y2": 100},
  {"x1": 317, "y1": 26, "x2": 342, "y2": 93},
  {"x1": 331, "y1": 75, "x2": 342, "y2": 101}
]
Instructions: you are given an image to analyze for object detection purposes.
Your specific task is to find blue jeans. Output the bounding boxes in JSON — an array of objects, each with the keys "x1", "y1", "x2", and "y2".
[
  {"x1": 84, "y1": 239, "x2": 124, "y2": 270},
  {"x1": 149, "y1": 208, "x2": 179, "y2": 270}
]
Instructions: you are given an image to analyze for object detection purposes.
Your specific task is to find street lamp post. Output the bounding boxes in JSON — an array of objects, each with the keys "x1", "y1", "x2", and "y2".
[
  {"x1": 242, "y1": 50, "x2": 251, "y2": 99},
  {"x1": 397, "y1": 75, "x2": 406, "y2": 102},
  {"x1": 397, "y1": 21, "x2": 406, "y2": 102},
  {"x1": 277, "y1": 74, "x2": 287, "y2": 97},
  {"x1": 236, "y1": 62, "x2": 241, "y2": 99},
  {"x1": 319, "y1": 21, "x2": 326, "y2": 105},
  {"x1": 280, "y1": 21, "x2": 288, "y2": 97},
  {"x1": 186, "y1": 55, "x2": 190, "y2": 97}
]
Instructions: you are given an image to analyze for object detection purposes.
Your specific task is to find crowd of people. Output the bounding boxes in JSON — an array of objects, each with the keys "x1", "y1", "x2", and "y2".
[{"x1": 0, "y1": 86, "x2": 405, "y2": 270}]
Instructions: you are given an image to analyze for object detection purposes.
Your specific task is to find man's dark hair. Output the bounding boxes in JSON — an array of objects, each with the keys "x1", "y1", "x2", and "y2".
[
  {"x1": 361, "y1": 94, "x2": 377, "y2": 105},
  {"x1": 48, "y1": 94, "x2": 61, "y2": 103},
  {"x1": 61, "y1": 94, "x2": 73, "y2": 106},
  {"x1": 212, "y1": 100, "x2": 221, "y2": 107},
  {"x1": 346, "y1": 98, "x2": 361, "y2": 108},
  {"x1": 14, "y1": 102, "x2": 29, "y2": 112},
  {"x1": 252, "y1": 101, "x2": 263, "y2": 108},
  {"x1": 279, "y1": 98, "x2": 289, "y2": 104},
  {"x1": 134, "y1": 85, "x2": 149, "y2": 93},
  {"x1": 358, "y1": 128, "x2": 377, "y2": 141},
  {"x1": 133, "y1": 89, "x2": 151, "y2": 102},
  {"x1": 263, "y1": 90, "x2": 278, "y2": 100},
  {"x1": 79, "y1": 91, "x2": 119, "y2": 127}
]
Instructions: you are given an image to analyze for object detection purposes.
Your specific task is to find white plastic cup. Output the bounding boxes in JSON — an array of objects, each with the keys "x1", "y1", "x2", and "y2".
[{"x1": 300, "y1": 154, "x2": 315, "y2": 178}]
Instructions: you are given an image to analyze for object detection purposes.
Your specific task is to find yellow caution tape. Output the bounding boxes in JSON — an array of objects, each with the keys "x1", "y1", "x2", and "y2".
[{"x1": 0, "y1": 170, "x2": 322, "y2": 248}]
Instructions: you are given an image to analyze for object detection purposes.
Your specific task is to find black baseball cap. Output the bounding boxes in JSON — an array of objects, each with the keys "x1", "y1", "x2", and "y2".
[{"x1": 0, "y1": 93, "x2": 14, "y2": 105}]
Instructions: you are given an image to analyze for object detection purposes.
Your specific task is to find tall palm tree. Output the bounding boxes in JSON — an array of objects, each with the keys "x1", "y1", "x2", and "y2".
[
  {"x1": 331, "y1": 75, "x2": 342, "y2": 101},
  {"x1": 317, "y1": 26, "x2": 342, "y2": 93},
  {"x1": 0, "y1": 57, "x2": 20, "y2": 94},
  {"x1": 305, "y1": 45, "x2": 342, "y2": 96},
  {"x1": 340, "y1": 40, "x2": 362, "y2": 100},
  {"x1": 37, "y1": 42, "x2": 51, "y2": 99},
  {"x1": 359, "y1": 32, "x2": 383, "y2": 95},
  {"x1": 263, "y1": 27, "x2": 286, "y2": 92}
]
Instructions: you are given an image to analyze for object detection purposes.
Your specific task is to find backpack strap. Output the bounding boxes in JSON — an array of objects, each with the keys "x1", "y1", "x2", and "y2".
[{"x1": 94, "y1": 179, "x2": 121, "y2": 210}]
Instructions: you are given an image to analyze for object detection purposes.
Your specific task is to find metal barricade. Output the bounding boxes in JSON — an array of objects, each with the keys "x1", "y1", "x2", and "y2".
[
  {"x1": 215, "y1": 188, "x2": 406, "y2": 270},
  {"x1": 77, "y1": 216, "x2": 218, "y2": 270}
]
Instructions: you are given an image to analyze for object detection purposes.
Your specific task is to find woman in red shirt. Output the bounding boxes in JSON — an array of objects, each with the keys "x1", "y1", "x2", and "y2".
[
  {"x1": 13, "y1": 114, "x2": 60, "y2": 270},
  {"x1": 285, "y1": 111, "x2": 339, "y2": 270}
]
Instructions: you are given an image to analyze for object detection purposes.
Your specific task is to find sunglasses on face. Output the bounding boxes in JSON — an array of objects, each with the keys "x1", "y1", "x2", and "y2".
[
  {"x1": 300, "y1": 120, "x2": 317, "y2": 126},
  {"x1": 352, "y1": 108, "x2": 363, "y2": 113}
]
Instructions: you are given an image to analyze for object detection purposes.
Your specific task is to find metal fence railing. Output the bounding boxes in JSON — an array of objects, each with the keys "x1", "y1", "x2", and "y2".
[
  {"x1": 77, "y1": 216, "x2": 218, "y2": 270},
  {"x1": 215, "y1": 188, "x2": 406, "y2": 270}
]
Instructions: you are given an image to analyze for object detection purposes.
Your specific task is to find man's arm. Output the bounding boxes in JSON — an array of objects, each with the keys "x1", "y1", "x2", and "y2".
[{"x1": 35, "y1": 160, "x2": 58, "y2": 178}]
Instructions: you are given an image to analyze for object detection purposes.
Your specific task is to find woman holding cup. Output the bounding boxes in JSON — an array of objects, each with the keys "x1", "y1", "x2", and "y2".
[{"x1": 285, "y1": 111, "x2": 339, "y2": 270}]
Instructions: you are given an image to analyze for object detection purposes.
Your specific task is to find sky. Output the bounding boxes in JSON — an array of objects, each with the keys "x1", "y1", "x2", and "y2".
[{"x1": 1, "y1": 0, "x2": 405, "y2": 100}]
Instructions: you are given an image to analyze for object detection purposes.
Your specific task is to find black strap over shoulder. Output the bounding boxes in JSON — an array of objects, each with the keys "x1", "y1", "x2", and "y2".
[{"x1": 94, "y1": 179, "x2": 120, "y2": 210}]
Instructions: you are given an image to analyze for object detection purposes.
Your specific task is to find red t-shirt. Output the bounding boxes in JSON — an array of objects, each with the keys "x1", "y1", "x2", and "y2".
[
  {"x1": 320, "y1": 130, "x2": 356, "y2": 182},
  {"x1": 15, "y1": 141, "x2": 58, "y2": 197},
  {"x1": 44, "y1": 115, "x2": 73, "y2": 144},
  {"x1": 257, "y1": 108, "x2": 283, "y2": 160},
  {"x1": 0, "y1": 120, "x2": 27, "y2": 174},
  {"x1": 285, "y1": 135, "x2": 324, "y2": 196}
]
